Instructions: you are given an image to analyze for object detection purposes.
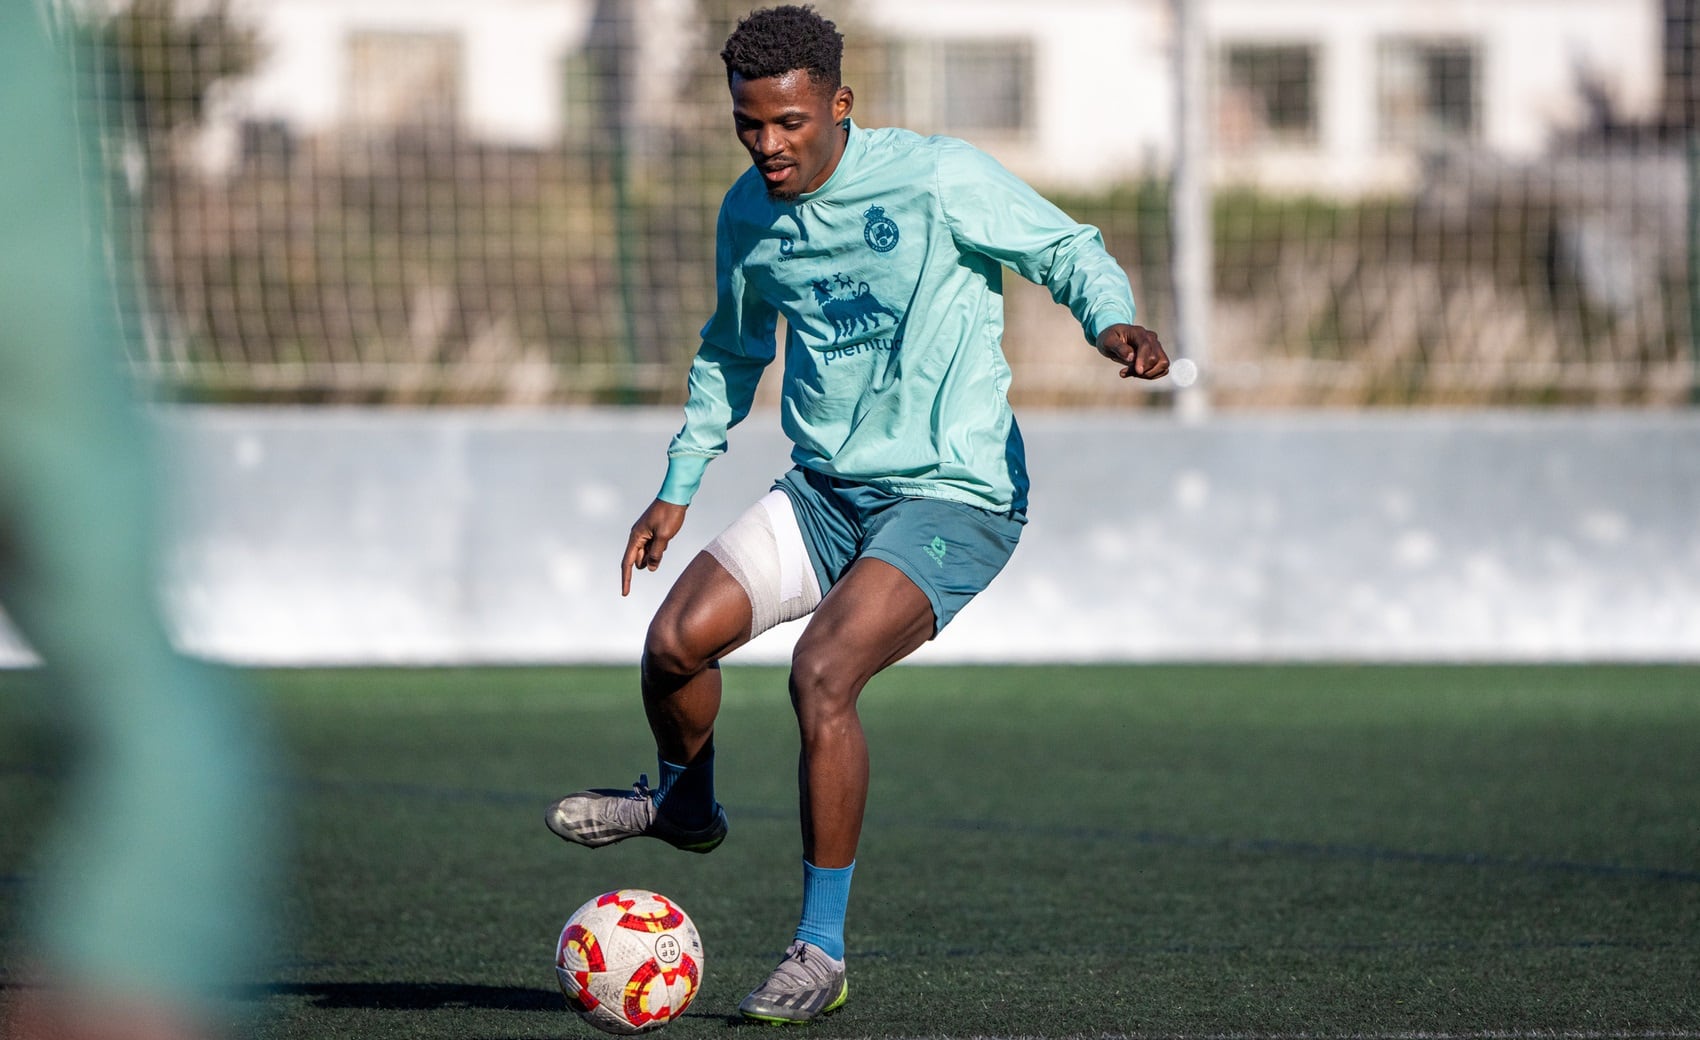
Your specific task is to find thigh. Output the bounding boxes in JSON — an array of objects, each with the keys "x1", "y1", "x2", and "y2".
[
  {"x1": 793, "y1": 556, "x2": 935, "y2": 689},
  {"x1": 648, "y1": 549, "x2": 757, "y2": 665}
]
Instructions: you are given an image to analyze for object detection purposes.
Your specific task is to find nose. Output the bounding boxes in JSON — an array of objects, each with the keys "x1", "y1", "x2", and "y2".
[{"x1": 753, "y1": 125, "x2": 784, "y2": 158}]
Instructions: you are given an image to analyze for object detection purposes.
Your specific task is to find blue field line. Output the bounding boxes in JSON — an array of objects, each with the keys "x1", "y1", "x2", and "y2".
[{"x1": 283, "y1": 775, "x2": 1700, "y2": 886}]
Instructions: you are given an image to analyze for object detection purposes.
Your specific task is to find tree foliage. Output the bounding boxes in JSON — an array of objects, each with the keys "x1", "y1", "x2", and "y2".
[{"x1": 89, "y1": 0, "x2": 258, "y2": 141}]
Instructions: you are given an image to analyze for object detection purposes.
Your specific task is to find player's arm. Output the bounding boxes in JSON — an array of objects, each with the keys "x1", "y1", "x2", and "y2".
[
  {"x1": 937, "y1": 143, "x2": 1167, "y2": 377},
  {"x1": 619, "y1": 341, "x2": 769, "y2": 595},
  {"x1": 621, "y1": 199, "x2": 776, "y2": 593}
]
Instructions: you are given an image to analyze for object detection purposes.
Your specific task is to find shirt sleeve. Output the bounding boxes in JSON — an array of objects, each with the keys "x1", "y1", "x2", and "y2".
[
  {"x1": 659, "y1": 197, "x2": 777, "y2": 505},
  {"x1": 935, "y1": 140, "x2": 1137, "y2": 344}
]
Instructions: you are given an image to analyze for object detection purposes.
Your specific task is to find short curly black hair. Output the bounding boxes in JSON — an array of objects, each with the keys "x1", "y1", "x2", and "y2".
[{"x1": 720, "y1": 5, "x2": 843, "y2": 92}]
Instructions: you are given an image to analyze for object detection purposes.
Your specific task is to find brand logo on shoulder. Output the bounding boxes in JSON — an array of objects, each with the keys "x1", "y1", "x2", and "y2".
[
  {"x1": 778, "y1": 236, "x2": 797, "y2": 261},
  {"x1": 862, "y1": 205, "x2": 899, "y2": 253}
]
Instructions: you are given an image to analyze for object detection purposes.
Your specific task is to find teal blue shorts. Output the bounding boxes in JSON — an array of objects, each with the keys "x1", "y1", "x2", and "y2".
[{"x1": 772, "y1": 467, "x2": 1025, "y2": 635}]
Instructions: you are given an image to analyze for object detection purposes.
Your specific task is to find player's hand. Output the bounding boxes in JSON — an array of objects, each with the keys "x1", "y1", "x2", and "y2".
[
  {"x1": 1096, "y1": 323, "x2": 1169, "y2": 380},
  {"x1": 621, "y1": 498, "x2": 689, "y2": 596}
]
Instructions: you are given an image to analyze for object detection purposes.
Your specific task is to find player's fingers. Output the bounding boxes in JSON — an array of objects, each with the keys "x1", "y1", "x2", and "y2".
[
  {"x1": 1136, "y1": 342, "x2": 1169, "y2": 379},
  {"x1": 621, "y1": 532, "x2": 649, "y2": 596},
  {"x1": 1103, "y1": 340, "x2": 1137, "y2": 377},
  {"x1": 1098, "y1": 330, "x2": 1133, "y2": 362}
]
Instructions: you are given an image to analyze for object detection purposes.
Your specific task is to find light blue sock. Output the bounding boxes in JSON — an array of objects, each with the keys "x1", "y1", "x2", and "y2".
[
  {"x1": 794, "y1": 859, "x2": 854, "y2": 961},
  {"x1": 651, "y1": 748, "x2": 714, "y2": 829}
]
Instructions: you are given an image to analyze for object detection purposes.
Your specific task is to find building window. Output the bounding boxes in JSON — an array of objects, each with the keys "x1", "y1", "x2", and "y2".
[
  {"x1": 891, "y1": 38, "x2": 1032, "y2": 137},
  {"x1": 1379, "y1": 38, "x2": 1480, "y2": 147},
  {"x1": 347, "y1": 31, "x2": 461, "y2": 132},
  {"x1": 1217, "y1": 43, "x2": 1319, "y2": 150}
]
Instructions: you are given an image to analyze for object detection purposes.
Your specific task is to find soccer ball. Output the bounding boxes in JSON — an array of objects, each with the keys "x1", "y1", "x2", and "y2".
[{"x1": 554, "y1": 889, "x2": 704, "y2": 1034}]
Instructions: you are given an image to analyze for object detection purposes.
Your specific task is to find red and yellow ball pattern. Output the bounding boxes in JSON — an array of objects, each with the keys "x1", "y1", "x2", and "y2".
[{"x1": 555, "y1": 889, "x2": 704, "y2": 1035}]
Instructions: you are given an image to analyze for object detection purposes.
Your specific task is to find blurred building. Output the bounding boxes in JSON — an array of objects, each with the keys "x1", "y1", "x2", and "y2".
[
  {"x1": 197, "y1": 0, "x2": 1661, "y2": 193},
  {"x1": 1184, "y1": 0, "x2": 1662, "y2": 193}
]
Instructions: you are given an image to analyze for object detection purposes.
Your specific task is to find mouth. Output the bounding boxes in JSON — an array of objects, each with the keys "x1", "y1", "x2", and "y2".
[{"x1": 760, "y1": 163, "x2": 795, "y2": 187}]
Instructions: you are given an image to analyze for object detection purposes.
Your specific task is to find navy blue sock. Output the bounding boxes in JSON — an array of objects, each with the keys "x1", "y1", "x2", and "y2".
[
  {"x1": 794, "y1": 859, "x2": 854, "y2": 961},
  {"x1": 651, "y1": 748, "x2": 714, "y2": 829}
]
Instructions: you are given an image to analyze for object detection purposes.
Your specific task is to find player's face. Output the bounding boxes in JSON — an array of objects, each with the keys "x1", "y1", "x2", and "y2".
[{"x1": 730, "y1": 70, "x2": 853, "y2": 201}]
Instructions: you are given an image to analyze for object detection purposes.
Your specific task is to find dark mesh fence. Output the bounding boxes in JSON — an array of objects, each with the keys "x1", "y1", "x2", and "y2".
[{"x1": 76, "y1": 0, "x2": 1700, "y2": 408}]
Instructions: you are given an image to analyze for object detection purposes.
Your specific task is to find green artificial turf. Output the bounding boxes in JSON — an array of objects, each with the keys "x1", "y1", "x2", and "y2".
[{"x1": 3, "y1": 663, "x2": 1697, "y2": 1038}]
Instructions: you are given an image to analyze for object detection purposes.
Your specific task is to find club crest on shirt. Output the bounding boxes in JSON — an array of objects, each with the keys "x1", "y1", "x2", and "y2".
[{"x1": 862, "y1": 205, "x2": 899, "y2": 253}]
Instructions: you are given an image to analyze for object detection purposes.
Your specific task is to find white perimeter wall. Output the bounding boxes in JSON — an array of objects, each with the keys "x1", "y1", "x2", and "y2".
[{"x1": 3, "y1": 408, "x2": 1697, "y2": 667}]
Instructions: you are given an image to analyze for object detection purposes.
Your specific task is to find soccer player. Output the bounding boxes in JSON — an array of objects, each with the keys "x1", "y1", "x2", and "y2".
[
  {"x1": 0, "y1": 11, "x2": 276, "y2": 1040},
  {"x1": 547, "y1": 4, "x2": 1168, "y2": 1022}
]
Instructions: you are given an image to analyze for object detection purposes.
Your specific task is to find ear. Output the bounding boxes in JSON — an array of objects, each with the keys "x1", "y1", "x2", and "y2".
[{"x1": 833, "y1": 85, "x2": 854, "y2": 121}]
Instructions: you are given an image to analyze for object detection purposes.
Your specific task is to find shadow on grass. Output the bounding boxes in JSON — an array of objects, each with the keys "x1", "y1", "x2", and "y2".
[
  {"x1": 262, "y1": 982, "x2": 561, "y2": 1011},
  {"x1": 259, "y1": 982, "x2": 735, "y2": 1024}
]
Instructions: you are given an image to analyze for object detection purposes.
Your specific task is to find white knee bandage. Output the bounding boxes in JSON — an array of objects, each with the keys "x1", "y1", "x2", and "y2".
[{"x1": 706, "y1": 490, "x2": 823, "y2": 639}]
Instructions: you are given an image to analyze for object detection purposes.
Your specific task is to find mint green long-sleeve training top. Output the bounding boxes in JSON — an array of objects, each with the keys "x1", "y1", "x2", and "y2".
[{"x1": 659, "y1": 119, "x2": 1137, "y2": 515}]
